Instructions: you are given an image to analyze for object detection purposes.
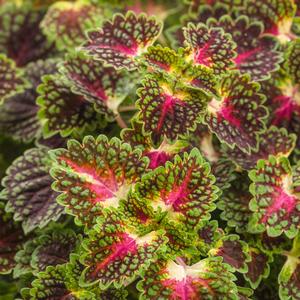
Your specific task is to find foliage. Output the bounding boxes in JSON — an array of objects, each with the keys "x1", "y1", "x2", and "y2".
[{"x1": 0, "y1": 0, "x2": 300, "y2": 299}]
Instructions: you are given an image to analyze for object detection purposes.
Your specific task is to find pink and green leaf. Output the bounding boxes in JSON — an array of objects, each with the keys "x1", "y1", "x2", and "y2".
[
  {"x1": 83, "y1": 11, "x2": 162, "y2": 70},
  {"x1": 40, "y1": 1, "x2": 103, "y2": 51},
  {"x1": 50, "y1": 135, "x2": 149, "y2": 227},
  {"x1": 208, "y1": 15, "x2": 282, "y2": 81},
  {"x1": 204, "y1": 71, "x2": 267, "y2": 153},
  {"x1": 1, "y1": 148, "x2": 64, "y2": 234},
  {"x1": 137, "y1": 74, "x2": 210, "y2": 141},
  {"x1": 183, "y1": 23, "x2": 237, "y2": 75},
  {"x1": 80, "y1": 211, "x2": 167, "y2": 288},
  {"x1": 130, "y1": 148, "x2": 219, "y2": 231},
  {"x1": 224, "y1": 126, "x2": 296, "y2": 170},
  {"x1": 249, "y1": 156, "x2": 300, "y2": 238},
  {"x1": 37, "y1": 73, "x2": 105, "y2": 138},
  {"x1": 138, "y1": 257, "x2": 238, "y2": 300},
  {"x1": 240, "y1": 0, "x2": 296, "y2": 43},
  {"x1": 60, "y1": 51, "x2": 135, "y2": 118}
]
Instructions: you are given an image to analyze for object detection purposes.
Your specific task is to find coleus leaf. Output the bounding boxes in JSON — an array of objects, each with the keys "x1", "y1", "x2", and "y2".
[
  {"x1": 241, "y1": 0, "x2": 296, "y2": 43},
  {"x1": 121, "y1": 118, "x2": 189, "y2": 170},
  {"x1": 1, "y1": 147, "x2": 64, "y2": 234},
  {"x1": 218, "y1": 173, "x2": 252, "y2": 233},
  {"x1": 137, "y1": 257, "x2": 239, "y2": 300},
  {"x1": 204, "y1": 71, "x2": 267, "y2": 153},
  {"x1": 141, "y1": 46, "x2": 218, "y2": 96},
  {"x1": 0, "y1": 58, "x2": 60, "y2": 142},
  {"x1": 279, "y1": 235, "x2": 300, "y2": 300},
  {"x1": 237, "y1": 287, "x2": 254, "y2": 300},
  {"x1": 0, "y1": 201, "x2": 26, "y2": 274},
  {"x1": 80, "y1": 210, "x2": 167, "y2": 288},
  {"x1": 194, "y1": 220, "x2": 223, "y2": 257},
  {"x1": 185, "y1": 0, "x2": 244, "y2": 13},
  {"x1": 31, "y1": 227, "x2": 79, "y2": 273},
  {"x1": 0, "y1": 54, "x2": 29, "y2": 104},
  {"x1": 286, "y1": 38, "x2": 300, "y2": 84},
  {"x1": 40, "y1": 1, "x2": 103, "y2": 51},
  {"x1": 60, "y1": 51, "x2": 135, "y2": 119},
  {"x1": 188, "y1": 125, "x2": 236, "y2": 190},
  {"x1": 50, "y1": 135, "x2": 149, "y2": 227},
  {"x1": 209, "y1": 234, "x2": 250, "y2": 273},
  {"x1": 37, "y1": 73, "x2": 105, "y2": 138},
  {"x1": 29, "y1": 264, "x2": 97, "y2": 300},
  {"x1": 183, "y1": 22, "x2": 237, "y2": 75},
  {"x1": 83, "y1": 11, "x2": 162, "y2": 70},
  {"x1": 165, "y1": 3, "x2": 230, "y2": 49},
  {"x1": 0, "y1": 2, "x2": 55, "y2": 66},
  {"x1": 249, "y1": 156, "x2": 300, "y2": 238},
  {"x1": 224, "y1": 126, "x2": 296, "y2": 170},
  {"x1": 13, "y1": 239, "x2": 37, "y2": 278},
  {"x1": 137, "y1": 74, "x2": 210, "y2": 142},
  {"x1": 262, "y1": 72, "x2": 300, "y2": 132},
  {"x1": 208, "y1": 15, "x2": 282, "y2": 81},
  {"x1": 130, "y1": 148, "x2": 219, "y2": 231},
  {"x1": 244, "y1": 246, "x2": 273, "y2": 289}
]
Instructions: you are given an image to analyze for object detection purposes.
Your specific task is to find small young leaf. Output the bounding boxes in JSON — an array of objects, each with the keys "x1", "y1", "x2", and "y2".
[
  {"x1": 209, "y1": 234, "x2": 250, "y2": 273},
  {"x1": 244, "y1": 247, "x2": 272, "y2": 289}
]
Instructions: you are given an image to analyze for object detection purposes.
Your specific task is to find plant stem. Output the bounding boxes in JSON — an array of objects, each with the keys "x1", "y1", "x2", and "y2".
[
  {"x1": 115, "y1": 114, "x2": 128, "y2": 128},
  {"x1": 118, "y1": 105, "x2": 137, "y2": 112}
]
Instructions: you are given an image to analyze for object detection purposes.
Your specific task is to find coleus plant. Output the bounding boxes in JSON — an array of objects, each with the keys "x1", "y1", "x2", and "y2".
[{"x1": 1, "y1": 0, "x2": 300, "y2": 299}]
